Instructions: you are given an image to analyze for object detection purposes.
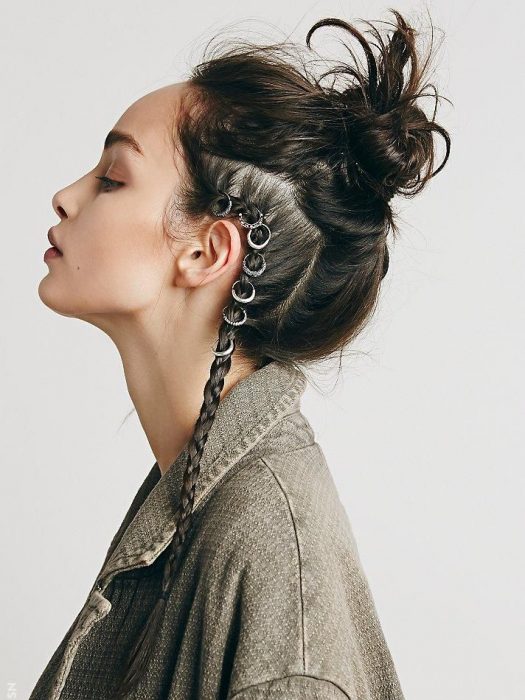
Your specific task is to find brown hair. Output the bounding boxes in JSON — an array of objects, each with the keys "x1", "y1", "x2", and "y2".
[{"x1": 116, "y1": 8, "x2": 451, "y2": 695}]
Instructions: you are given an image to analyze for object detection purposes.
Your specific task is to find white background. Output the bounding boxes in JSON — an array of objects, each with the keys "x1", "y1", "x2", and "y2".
[{"x1": 1, "y1": 1, "x2": 523, "y2": 698}]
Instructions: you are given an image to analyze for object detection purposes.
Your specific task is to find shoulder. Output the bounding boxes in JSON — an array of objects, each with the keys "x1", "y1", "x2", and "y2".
[
  {"x1": 195, "y1": 421, "x2": 364, "y2": 625},
  {"x1": 194, "y1": 423, "x2": 343, "y2": 608},
  {"x1": 199, "y1": 425, "x2": 359, "y2": 576}
]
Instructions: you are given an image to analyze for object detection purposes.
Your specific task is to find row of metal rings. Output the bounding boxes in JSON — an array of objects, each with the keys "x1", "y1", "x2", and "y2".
[{"x1": 211, "y1": 191, "x2": 272, "y2": 357}]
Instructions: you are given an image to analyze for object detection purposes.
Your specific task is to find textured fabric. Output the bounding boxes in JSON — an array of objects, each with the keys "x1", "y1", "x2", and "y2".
[{"x1": 29, "y1": 360, "x2": 405, "y2": 700}]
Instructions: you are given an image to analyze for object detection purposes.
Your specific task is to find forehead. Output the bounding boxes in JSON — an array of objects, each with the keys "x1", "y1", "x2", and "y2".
[{"x1": 109, "y1": 82, "x2": 187, "y2": 168}]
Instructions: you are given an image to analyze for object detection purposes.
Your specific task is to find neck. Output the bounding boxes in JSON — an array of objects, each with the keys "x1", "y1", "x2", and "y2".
[{"x1": 105, "y1": 313, "x2": 256, "y2": 476}]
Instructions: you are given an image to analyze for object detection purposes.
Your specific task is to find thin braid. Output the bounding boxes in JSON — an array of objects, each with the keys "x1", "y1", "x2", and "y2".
[{"x1": 115, "y1": 190, "x2": 272, "y2": 698}]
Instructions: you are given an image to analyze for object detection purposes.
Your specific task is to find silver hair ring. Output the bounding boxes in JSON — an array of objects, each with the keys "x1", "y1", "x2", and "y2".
[
  {"x1": 212, "y1": 191, "x2": 232, "y2": 217},
  {"x1": 243, "y1": 252, "x2": 266, "y2": 277},
  {"x1": 247, "y1": 223, "x2": 271, "y2": 250},
  {"x1": 212, "y1": 338, "x2": 235, "y2": 357},
  {"x1": 232, "y1": 279, "x2": 255, "y2": 303},
  {"x1": 239, "y1": 208, "x2": 263, "y2": 230},
  {"x1": 222, "y1": 305, "x2": 247, "y2": 326}
]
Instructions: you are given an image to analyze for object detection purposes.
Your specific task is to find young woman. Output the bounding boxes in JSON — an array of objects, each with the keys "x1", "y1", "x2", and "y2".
[{"x1": 31, "y1": 10, "x2": 451, "y2": 700}]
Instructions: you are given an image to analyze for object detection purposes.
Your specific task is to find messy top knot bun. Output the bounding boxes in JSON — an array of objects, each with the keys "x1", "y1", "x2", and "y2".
[
  {"x1": 116, "y1": 10, "x2": 451, "y2": 695},
  {"x1": 306, "y1": 12, "x2": 451, "y2": 205}
]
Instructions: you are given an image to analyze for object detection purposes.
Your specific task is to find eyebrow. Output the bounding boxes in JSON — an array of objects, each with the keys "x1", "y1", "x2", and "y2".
[{"x1": 103, "y1": 129, "x2": 144, "y2": 156}]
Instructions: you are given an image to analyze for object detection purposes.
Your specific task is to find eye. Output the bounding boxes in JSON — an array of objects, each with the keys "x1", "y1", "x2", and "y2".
[{"x1": 95, "y1": 175, "x2": 124, "y2": 192}]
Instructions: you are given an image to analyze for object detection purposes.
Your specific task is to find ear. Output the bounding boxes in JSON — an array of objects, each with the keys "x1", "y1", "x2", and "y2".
[{"x1": 173, "y1": 218, "x2": 243, "y2": 289}]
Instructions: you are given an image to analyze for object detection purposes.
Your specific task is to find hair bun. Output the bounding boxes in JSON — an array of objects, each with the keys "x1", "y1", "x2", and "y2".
[{"x1": 306, "y1": 11, "x2": 451, "y2": 202}]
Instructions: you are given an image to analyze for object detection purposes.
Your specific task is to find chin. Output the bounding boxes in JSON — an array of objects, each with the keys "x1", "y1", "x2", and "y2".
[{"x1": 37, "y1": 276, "x2": 78, "y2": 318}]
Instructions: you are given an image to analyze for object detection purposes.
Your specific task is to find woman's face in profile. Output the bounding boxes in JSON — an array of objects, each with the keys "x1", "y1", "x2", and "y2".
[{"x1": 39, "y1": 82, "x2": 187, "y2": 326}]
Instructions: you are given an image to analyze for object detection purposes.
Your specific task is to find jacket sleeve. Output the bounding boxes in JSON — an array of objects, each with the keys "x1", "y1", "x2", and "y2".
[{"x1": 228, "y1": 675, "x2": 350, "y2": 699}]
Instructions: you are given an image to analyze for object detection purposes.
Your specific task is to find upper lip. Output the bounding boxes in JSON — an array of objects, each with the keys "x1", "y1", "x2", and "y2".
[{"x1": 48, "y1": 227, "x2": 62, "y2": 253}]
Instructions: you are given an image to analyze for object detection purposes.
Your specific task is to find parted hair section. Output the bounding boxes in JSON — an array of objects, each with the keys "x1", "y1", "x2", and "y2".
[{"x1": 115, "y1": 9, "x2": 451, "y2": 696}]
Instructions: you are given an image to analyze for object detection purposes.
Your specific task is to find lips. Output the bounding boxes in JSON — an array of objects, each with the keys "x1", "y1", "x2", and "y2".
[{"x1": 48, "y1": 227, "x2": 62, "y2": 253}]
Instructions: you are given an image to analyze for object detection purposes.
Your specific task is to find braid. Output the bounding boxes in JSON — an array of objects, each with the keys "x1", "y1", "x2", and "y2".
[{"x1": 115, "y1": 190, "x2": 272, "y2": 698}]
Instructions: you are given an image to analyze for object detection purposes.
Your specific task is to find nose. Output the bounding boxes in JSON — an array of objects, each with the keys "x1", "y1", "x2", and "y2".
[{"x1": 51, "y1": 190, "x2": 68, "y2": 220}]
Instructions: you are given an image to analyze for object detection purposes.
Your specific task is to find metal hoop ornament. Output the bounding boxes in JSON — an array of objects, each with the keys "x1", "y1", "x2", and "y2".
[
  {"x1": 212, "y1": 338, "x2": 235, "y2": 357},
  {"x1": 212, "y1": 191, "x2": 232, "y2": 217},
  {"x1": 243, "y1": 252, "x2": 266, "y2": 277},
  {"x1": 222, "y1": 305, "x2": 247, "y2": 326},
  {"x1": 247, "y1": 223, "x2": 271, "y2": 250},
  {"x1": 232, "y1": 279, "x2": 255, "y2": 303},
  {"x1": 239, "y1": 208, "x2": 263, "y2": 230}
]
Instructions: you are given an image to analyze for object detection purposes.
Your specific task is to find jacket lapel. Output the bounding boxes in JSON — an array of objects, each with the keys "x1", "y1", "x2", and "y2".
[{"x1": 96, "y1": 360, "x2": 307, "y2": 587}]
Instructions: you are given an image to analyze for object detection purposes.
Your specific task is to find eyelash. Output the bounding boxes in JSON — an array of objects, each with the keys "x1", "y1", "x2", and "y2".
[{"x1": 95, "y1": 175, "x2": 124, "y2": 192}]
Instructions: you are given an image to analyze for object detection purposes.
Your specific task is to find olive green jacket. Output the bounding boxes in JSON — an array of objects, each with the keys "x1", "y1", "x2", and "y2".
[{"x1": 29, "y1": 360, "x2": 405, "y2": 700}]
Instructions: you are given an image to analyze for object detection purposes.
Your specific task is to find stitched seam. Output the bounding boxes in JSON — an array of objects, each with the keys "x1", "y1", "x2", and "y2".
[
  {"x1": 259, "y1": 457, "x2": 306, "y2": 675},
  {"x1": 229, "y1": 673, "x2": 351, "y2": 699},
  {"x1": 262, "y1": 441, "x2": 317, "y2": 458}
]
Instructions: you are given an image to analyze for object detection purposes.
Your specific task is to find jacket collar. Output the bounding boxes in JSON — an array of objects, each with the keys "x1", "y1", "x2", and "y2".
[{"x1": 97, "y1": 360, "x2": 307, "y2": 585}]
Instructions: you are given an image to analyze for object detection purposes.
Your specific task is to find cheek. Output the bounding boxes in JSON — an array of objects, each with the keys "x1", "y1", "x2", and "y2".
[{"x1": 39, "y1": 205, "x2": 166, "y2": 315}]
